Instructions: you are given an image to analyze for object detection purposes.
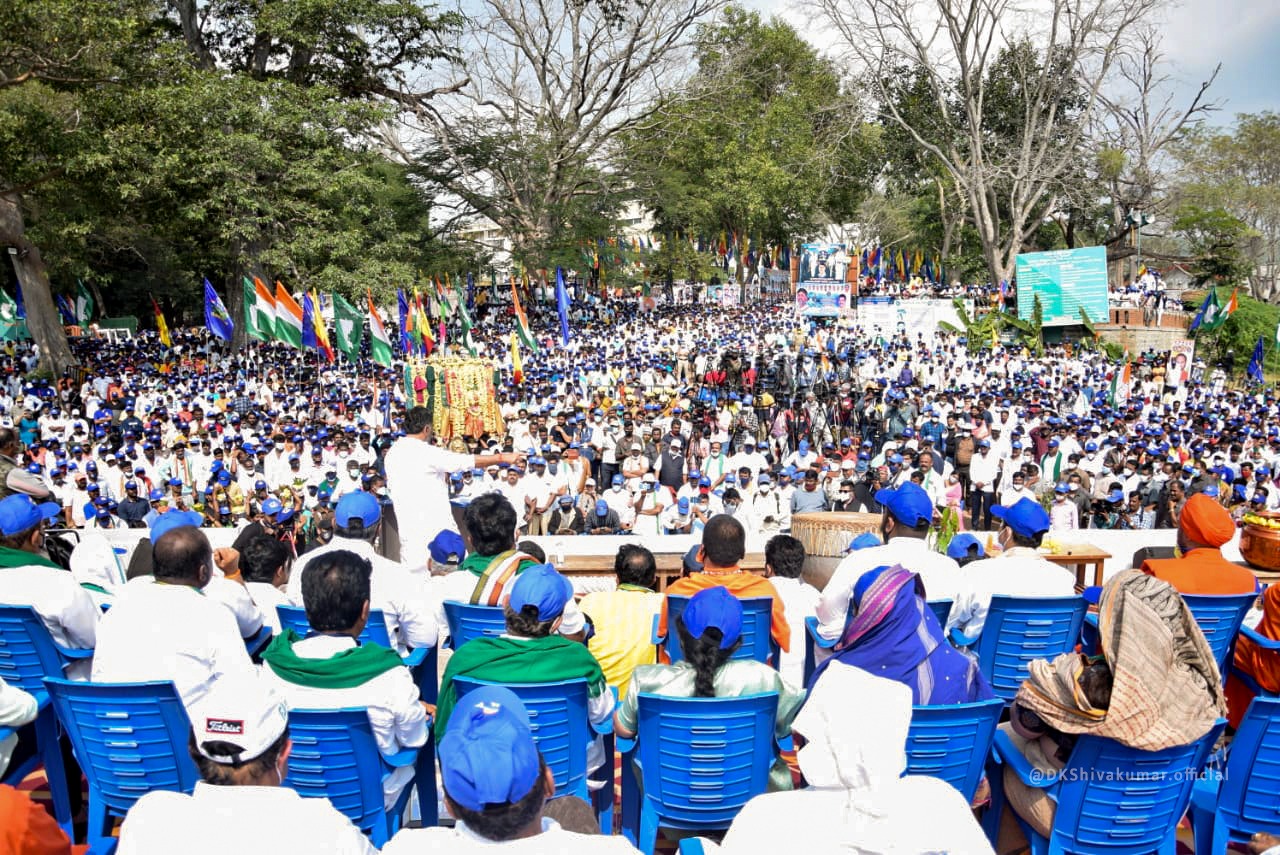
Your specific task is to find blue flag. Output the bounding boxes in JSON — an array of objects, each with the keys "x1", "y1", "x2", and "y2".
[
  {"x1": 1249, "y1": 336, "x2": 1266, "y2": 383},
  {"x1": 466, "y1": 272, "x2": 476, "y2": 311},
  {"x1": 54, "y1": 294, "x2": 76, "y2": 325},
  {"x1": 555, "y1": 266, "x2": 571, "y2": 345},
  {"x1": 396, "y1": 289, "x2": 411, "y2": 354},
  {"x1": 14, "y1": 282, "x2": 25, "y2": 320},
  {"x1": 301, "y1": 292, "x2": 317, "y2": 349},
  {"x1": 203, "y1": 278, "x2": 234, "y2": 341}
]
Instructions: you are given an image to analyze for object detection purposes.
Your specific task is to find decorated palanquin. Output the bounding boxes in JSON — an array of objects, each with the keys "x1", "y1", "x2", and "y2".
[{"x1": 405, "y1": 357, "x2": 505, "y2": 441}]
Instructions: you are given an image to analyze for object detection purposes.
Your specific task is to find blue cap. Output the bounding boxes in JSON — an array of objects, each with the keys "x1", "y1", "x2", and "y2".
[
  {"x1": 557, "y1": 494, "x2": 572, "y2": 506},
  {"x1": 148, "y1": 489, "x2": 164, "y2": 501},
  {"x1": 508, "y1": 564, "x2": 573, "y2": 621},
  {"x1": 677, "y1": 497, "x2": 690, "y2": 513},
  {"x1": 681, "y1": 586, "x2": 742, "y2": 650},
  {"x1": 847, "y1": 532, "x2": 882, "y2": 552},
  {"x1": 1107, "y1": 488, "x2": 1125, "y2": 503},
  {"x1": 125, "y1": 481, "x2": 137, "y2": 491},
  {"x1": 0, "y1": 495, "x2": 62, "y2": 536},
  {"x1": 595, "y1": 499, "x2": 609, "y2": 515},
  {"x1": 255, "y1": 480, "x2": 267, "y2": 490},
  {"x1": 439, "y1": 686, "x2": 540, "y2": 812},
  {"x1": 873, "y1": 483, "x2": 934, "y2": 527},
  {"x1": 429, "y1": 530, "x2": 466, "y2": 565},
  {"x1": 991, "y1": 497, "x2": 1050, "y2": 537},
  {"x1": 611, "y1": 474, "x2": 624, "y2": 486},
  {"x1": 149, "y1": 509, "x2": 204, "y2": 541},
  {"x1": 945, "y1": 533, "x2": 985, "y2": 561},
  {"x1": 334, "y1": 491, "x2": 381, "y2": 527},
  {"x1": 1054, "y1": 482, "x2": 1071, "y2": 494},
  {"x1": 261, "y1": 497, "x2": 283, "y2": 516}
]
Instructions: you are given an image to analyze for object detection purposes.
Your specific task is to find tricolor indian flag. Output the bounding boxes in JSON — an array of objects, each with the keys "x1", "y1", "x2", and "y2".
[
  {"x1": 1110, "y1": 354, "x2": 1131, "y2": 407},
  {"x1": 511, "y1": 277, "x2": 538, "y2": 352},
  {"x1": 273, "y1": 281, "x2": 304, "y2": 347},
  {"x1": 510, "y1": 330, "x2": 523, "y2": 384},
  {"x1": 243, "y1": 276, "x2": 277, "y2": 341},
  {"x1": 368, "y1": 290, "x2": 392, "y2": 367}
]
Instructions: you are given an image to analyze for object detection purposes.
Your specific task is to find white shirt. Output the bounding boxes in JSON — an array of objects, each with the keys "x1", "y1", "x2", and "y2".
[
  {"x1": 0, "y1": 560, "x2": 99, "y2": 678},
  {"x1": 945, "y1": 547, "x2": 1078, "y2": 639},
  {"x1": 384, "y1": 436, "x2": 474, "y2": 568},
  {"x1": 0, "y1": 675, "x2": 38, "y2": 776},
  {"x1": 92, "y1": 579, "x2": 256, "y2": 711},
  {"x1": 260, "y1": 634, "x2": 428, "y2": 809},
  {"x1": 816, "y1": 538, "x2": 963, "y2": 642},
  {"x1": 246, "y1": 582, "x2": 290, "y2": 635},
  {"x1": 383, "y1": 817, "x2": 640, "y2": 855},
  {"x1": 204, "y1": 573, "x2": 265, "y2": 638},
  {"x1": 116, "y1": 783, "x2": 377, "y2": 855},
  {"x1": 285, "y1": 537, "x2": 438, "y2": 655},
  {"x1": 770, "y1": 577, "x2": 820, "y2": 688},
  {"x1": 968, "y1": 449, "x2": 1000, "y2": 490}
]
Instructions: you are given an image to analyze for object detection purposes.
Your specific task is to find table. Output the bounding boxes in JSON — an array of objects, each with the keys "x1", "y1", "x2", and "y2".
[
  {"x1": 1044, "y1": 546, "x2": 1111, "y2": 593},
  {"x1": 553, "y1": 550, "x2": 767, "y2": 592}
]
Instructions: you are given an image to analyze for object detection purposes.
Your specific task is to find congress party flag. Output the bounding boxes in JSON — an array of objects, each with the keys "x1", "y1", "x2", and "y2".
[
  {"x1": 511, "y1": 276, "x2": 538, "y2": 352},
  {"x1": 243, "y1": 276, "x2": 276, "y2": 341},
  {"x1": 203, "y1": 279, "x2": 234, "y2": 341},
  {"x1": 273, "y1": 281, "x2": 304, "y2": 347},
  {"x1": 75, "y1": 279, "x2": 95, "y2": 325},
  {"x1": 367, "y1": 290, "x2": 393, "y2": 367}
]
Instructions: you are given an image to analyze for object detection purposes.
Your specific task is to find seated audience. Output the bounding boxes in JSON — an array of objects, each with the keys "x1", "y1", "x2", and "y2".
[
  {"x1": 615, "y1": 586, "x2": 803, "y2": 792},
  {"x1": 579, "y1": 544, "x2": 664, "y2": 696},
  {"x1": 261, "y1": 548, "x2": 428, "y2": 810},
  {"x1": 1229, "y1": 583, "x2": 1280, "y2": 728},
  {"x1": 762, "y1": 534, "x2": 819, "y2": 688},
  {"x1": 115, "y1": 674, "x2": 377, "y2": 854},
  {"x1": 238, "y1": 535, "x2": 292, "y2": 636}
]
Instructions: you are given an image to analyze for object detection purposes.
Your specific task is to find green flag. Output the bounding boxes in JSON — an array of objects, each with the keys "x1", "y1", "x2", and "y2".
[
  {"x1": 242, "y1": 277, "x2": 271, "y2": 341},
  {"x1": 331, "y1": 292, "x2": 363, "y2": 362},
  {"x1": 0, "y1": 289, "x2": 19, "y2": 338},
  {"x1": 75, "y1": 279, "x2": 95, "y2": 324}
]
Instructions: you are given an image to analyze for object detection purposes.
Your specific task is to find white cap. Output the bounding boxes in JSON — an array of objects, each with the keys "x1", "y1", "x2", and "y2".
[
  {"x1": 585, "y1": 478, "x2": 597, "y2": 486},
  {"x1": 189, "y1": 674, "x2": 288, "y2": 765},
  {"x1": 642, "y1": 472, "x2": 657, "y2": 482}
]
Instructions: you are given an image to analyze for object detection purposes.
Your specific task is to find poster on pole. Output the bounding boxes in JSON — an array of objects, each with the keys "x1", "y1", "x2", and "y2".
[
  {"x1": 797, "y1": 242, "x2": 851, "y2": 317},
  {"x1": 1014, "y1": 246, "x2": 1109, "y2": 326},
  {"x1": 1165, "y1": 338, "x2": 1195, "y2": 388}
]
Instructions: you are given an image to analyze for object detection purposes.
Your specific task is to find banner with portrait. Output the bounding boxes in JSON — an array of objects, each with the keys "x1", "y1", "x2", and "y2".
[
  {"x1": 1165, "y1": 339, "x2": 1195, "y2": 389},
  {"x1": 796, "y1": 281, "x2": 851, "y2": 317}
]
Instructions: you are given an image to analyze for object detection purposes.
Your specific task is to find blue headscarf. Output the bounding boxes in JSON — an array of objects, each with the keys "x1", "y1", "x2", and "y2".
[{"x1": 808, "y1": 564, "x2": 993, "y2": 706}]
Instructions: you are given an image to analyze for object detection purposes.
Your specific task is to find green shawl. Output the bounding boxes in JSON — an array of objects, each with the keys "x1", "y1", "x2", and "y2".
[
  {"x1": 261, "y1": 630, "x2": 404, "y2": 689},
  {"x1": 436, "y1": 635, "x2": 605, "y2": 743},
  {"x1": 458, "y1": 550, "x2": 539, "y2": 578},
  {"x1": 0, "y1": 545, "x2": 61, "y2": 570}
]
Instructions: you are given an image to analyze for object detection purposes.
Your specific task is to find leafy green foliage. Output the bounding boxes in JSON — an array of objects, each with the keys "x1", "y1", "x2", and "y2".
[{"x1": 1171, "y1": 204, "x2": 1256, "y2": 287}]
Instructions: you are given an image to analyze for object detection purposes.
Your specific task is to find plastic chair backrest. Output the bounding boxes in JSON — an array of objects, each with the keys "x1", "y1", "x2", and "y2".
[
  {"x1": 1214, "y1": 696, "x2": 1280, "y2": 833},
  {"x1": 442, "y1": 601, "x2": 507, "y2": 649},
  {"x1": 1047, "y1": 722, "x2": 1224, "y2": 853},
  {"x1": 635, "y1": 692, "x2": 777, "y2": 827},
  {"x1": 0, "y1": 605, "x2": 68, "y2": 694},
  {"x1": 276, "y1": 604, "x2": 394, "y2": 647},
  {"x1": 973, "y1": 596, "x2": 1087, "y2": 701},
  {"x1": 43, "y1": 678, "x2": 198, "y2": 819},
  {"x1": 927, "y1": 599, "x2": 953, "y2": 628},
  {"x1": 451, "y1": 677, "x2": 591, "y2": 799},
  {"x1": 1184, "y1": 593, "x2": 1255, "y2": 674},
  {"x1": 904, "y1": 698, "x2": 1005, "y2": 801},
  {"x1": 665, "y1": 596, "x2": 773, "y2": 665},
  {"x1": 284, "y1": 707, "x2": 389, "y2": 836}
]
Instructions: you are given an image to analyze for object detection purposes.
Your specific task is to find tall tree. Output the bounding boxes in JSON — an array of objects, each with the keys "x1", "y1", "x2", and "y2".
[
  {"x1": 402, "y1": 0, "x2": 724, "y2": 268},
  {"x1": 819, "y1": 0, "x2": 1160, "y2": 287},
  {"x1": 623, "y1": 7, "x2": 877, "y2": 282}
]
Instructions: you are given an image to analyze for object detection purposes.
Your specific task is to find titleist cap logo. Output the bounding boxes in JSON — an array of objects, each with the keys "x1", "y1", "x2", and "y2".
[{"x1": 205, "y1": 718, "x2": 245, "y2": 735}]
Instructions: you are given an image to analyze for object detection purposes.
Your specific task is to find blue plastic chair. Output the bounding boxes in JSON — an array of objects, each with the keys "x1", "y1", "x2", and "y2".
[
  {"x1": 44, "y1": 679, "x2": 198, "y2": 850},
  {"x1": 0, "y1": 604, "x2": 96, "y2": 837},
  {"x1": 1231, "y1": 621, "x2": 1280, "y2": 698},
  {"x1": 654, "y1": 596, "x2": 777, "y2": 666},
  {"x1": 624, "y1": 692, "x2": 778, "y2": 855},
  {"x1": 441, "y1": 601, "x2": 507, "y2": 650},
  {"x1": 275, "y1": 605, "x2": 437, "y2": 702},
  {"x1": 1184, "y1": 593, "x2": 1256, "y2": 678},
  {"x1": 949, "y1": 596, "x2": 1087, "y2": 703},
  {"x1": 451, "y1": 676, "x2": 615, "y2": 833},
  {"x1": 283, "y1": 706, "x2": 430, "y2": 845},
  {"x1": 928, "y1": 598, "x2": 954, "y2": 628},
  {"x1": 986, "y1": 720, "x2": 1225, "y2": 854},
  {"x1": 904, "y1": 698, "x2": 1005, "y2": 801},
  {"x1": 1189, "y1": 697, "x2": 1280, "y2": 853}
]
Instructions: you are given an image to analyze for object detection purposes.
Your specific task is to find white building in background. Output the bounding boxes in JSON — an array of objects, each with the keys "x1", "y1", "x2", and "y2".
[{"x1": 454, "y1": 201, "x2": 659, "y2": 280}]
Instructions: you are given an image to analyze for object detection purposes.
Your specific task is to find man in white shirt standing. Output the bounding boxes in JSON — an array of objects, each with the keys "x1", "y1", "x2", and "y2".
[
  {"x1": 816, "y1": 483, "x2": 962, "y2": 645},
  {"x1": 93, "y1": 512, "x2": 256, "y2": 710},
  {"x1": 115, "y1": 673, "x2": 377, "y2": 855},
  {"x1": 384, "y1": 406, "x2": 521, "y2": 570},
  {"x1": 286, "y1": 491, "x2": 437, "y2": 656},
  {"x1": 946, "y1": 497, "x2": 1076, "y2": 641}
]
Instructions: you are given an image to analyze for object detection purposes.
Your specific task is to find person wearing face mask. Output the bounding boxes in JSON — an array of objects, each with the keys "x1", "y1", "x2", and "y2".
[
  {"x1": 114, "y1": 673, "x2": 378, "y2": 855},
  {"x1": 631, "y1": 473, "x2": 669, "y2": 537},
  {"x1": 748, "y1": 474, "x2": 787, "y2": 534},
  {"x1": 946, "y1": 498, "x2": 1076, "y2": 642},
  {"x1": 602, "y1": 474, "x2": 635, "y2": 530}
]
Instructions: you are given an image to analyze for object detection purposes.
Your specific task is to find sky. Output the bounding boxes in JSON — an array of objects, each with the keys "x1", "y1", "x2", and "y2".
[{"x1": 744, "y1": 0, "x2": 1278, "y2": 121}]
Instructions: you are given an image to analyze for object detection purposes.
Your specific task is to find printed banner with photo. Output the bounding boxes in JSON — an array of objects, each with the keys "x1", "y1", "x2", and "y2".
[
  {"x1": 1165, "y1": 338, "x2": 1195, "y2": 388},
  {"x1": 797, "y1": 242, "x2": 851, "y2": 317},
  {"x1": 796, "y1": 282, "x2": 851, "y2": 317}
]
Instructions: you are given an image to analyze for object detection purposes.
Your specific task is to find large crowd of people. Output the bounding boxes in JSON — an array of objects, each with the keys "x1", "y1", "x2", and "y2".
[{"x1": 0, "y1": 289, "x2": 1277, "y2": 853}]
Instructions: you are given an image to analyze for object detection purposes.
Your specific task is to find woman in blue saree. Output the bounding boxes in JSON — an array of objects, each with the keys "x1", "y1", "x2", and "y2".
[{"x1": 808, "y1": 563, "x2": 994, "y2": 705}]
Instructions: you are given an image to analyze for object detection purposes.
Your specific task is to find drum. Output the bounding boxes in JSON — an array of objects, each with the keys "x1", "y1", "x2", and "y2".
[{"x1": 790, "y1": 511, "x2": 881, "y2": 591}]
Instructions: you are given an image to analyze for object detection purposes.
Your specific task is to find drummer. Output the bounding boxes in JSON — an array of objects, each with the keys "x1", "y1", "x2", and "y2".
[{"x1": 812, "y1": 483, "x2": 962, "y2": 646}]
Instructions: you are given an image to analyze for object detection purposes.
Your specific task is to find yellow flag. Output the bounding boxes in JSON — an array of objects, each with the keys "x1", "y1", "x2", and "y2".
[{"x1": 510, "y1": 331, "x2": 523, "y2": 384}]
